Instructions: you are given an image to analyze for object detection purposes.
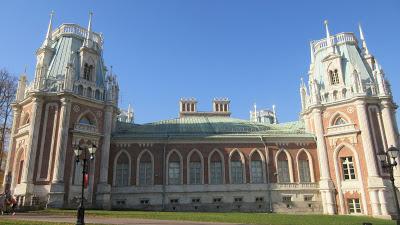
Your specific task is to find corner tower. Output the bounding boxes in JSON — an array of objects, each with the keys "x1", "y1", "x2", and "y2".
[
  {"x1": 3, "y1": 12, "x2": 119, "y2": 209},
  {"x1": 300, "y1": 21, "x2": 399, "y2": 216}
]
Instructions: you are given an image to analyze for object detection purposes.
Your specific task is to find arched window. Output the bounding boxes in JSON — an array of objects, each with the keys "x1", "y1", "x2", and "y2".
[
  {"x1": 17, "y1": 160, "x2": 24, "y2": 184},
  {"x1": 168, "y1": 151, "x2": 181, "y2": 185},
  {"x1": 334, "y1": 117, "x2": 347, "y2": 125},
  {"x1": 341, "y1": 156, "x2": 356, "y2": 180},
  {"x1": 115, "y1": 152, "x2": 129, "y2": 186},
  {"x1": 86, "y1": 87, "x2": 92, "y2": 98},
  {"x1": 95, "y1": 90, "x2": 101, "y2": 100},
  {"x1": 79, "y1": 116, "x2": 92, "y2": 125},
  {"x1": 138, "y1": 151, "x2": 153, "y2": 186},
  {"x1": 298, "y1": 151, "x2": 311, "y2": 182},
  {"x1": 77, "y1": 85, "x2": 84, "y2": 95},
  {"x1": 188, "y1": 150, "x2": 203, "y2": 185},
  {"x1": 250, "y1": 151, "x2": 263, "y2": 183},
  {"x1": 209, "y1": 150, "x2": 223, "y2": 184},
  {"x1": 277, "y1": 152, "x2": 290, "y2": 183},
  {"x1": 330, "y1": 69, "x2": 340, "y2": 85},
  {"x1": 83, "y1": 64, "x2": 91, "y2": 81},
  {"x1": 230, "y1": 150, "x2": 244, "y2": 184}
]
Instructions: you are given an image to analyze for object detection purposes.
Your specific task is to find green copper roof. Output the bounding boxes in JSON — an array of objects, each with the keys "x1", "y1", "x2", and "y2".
[{"x1": 113, "y1": 116, "x2": 314, "y2": 140}]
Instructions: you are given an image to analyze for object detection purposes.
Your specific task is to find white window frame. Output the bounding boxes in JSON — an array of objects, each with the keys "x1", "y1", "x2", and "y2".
[{"x1": 341, "y1": 156, "x2": 356, "y2": 180}]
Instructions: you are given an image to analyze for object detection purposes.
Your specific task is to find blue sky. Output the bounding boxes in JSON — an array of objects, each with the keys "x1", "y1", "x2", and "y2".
[{"x1": 1, "y1": 0, "x2": 399, "y2": 125}]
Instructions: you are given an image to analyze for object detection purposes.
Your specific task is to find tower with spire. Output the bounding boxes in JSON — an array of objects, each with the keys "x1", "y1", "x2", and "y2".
[
  {"x1": 4, "y1": 12, "x2": 120, "y2": 209},
  {"x1": 300, "y1": 21, "x2": 399, "y2": 216}
]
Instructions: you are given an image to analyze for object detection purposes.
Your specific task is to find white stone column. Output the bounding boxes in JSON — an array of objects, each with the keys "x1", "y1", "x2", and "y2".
[
  {"x1": 381, "y1": 100, "x2": 399, "y2": 148},
  {"x1": 2, "y1": 107, "x2": 21, "y2": 187},
  {"x1": 370, "y1": 189, "x2": 381, "y2": 215},
  {"x1": 21, "y1": 97, "x2": 43, "y2": 184},
  {"x1": 312, "y1": 108, "x2": 335, "y2": 214},
  {"x1": 99, "y1": 106, "x2": 112, "y2": 183},
  {"x1": 355, "y1": 100, "x2": 379, "y2": 177},
  {"x1": 96, "y1": 105, "x2": 113, "y2": 209},
  {"x1": 378, "y1": 189, "x2": 389, "y2": 216},
  {"x1": 52, "y1": 98, "x2": 71, "y2": 183}
]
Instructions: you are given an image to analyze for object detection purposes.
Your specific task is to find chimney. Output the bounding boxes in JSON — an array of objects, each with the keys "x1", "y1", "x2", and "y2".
[
  {"x1": 179, "y1": 98, "x2": 197, "y2": 117},
  {"x1": 212, "y1": 98, "x2": 230, "y2": 115}
]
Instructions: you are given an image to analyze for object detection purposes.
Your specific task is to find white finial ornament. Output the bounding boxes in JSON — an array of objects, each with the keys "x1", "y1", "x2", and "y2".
[
  {"x1": 358, "y1": 23, "x2": 370, "y2": 55},
  {"x1": 324, "y1": 20, "x2": 334, "y2": 53},
  {"x1": 85, "y1": 12, "x2": 93, "y2": 47},
  {"x1": 43, "y1": 10, "x2": 54, "y2": 47}
]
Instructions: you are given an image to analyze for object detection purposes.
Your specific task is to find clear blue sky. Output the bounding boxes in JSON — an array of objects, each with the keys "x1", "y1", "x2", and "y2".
[{"x1": 1, "y1": 0, "x2": 399, "y2": 125}]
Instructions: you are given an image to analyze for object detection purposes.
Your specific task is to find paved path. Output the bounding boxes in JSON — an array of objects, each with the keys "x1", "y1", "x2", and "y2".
[{"x1": 5, "y1": 213, "x2": 245, "y2": 225}]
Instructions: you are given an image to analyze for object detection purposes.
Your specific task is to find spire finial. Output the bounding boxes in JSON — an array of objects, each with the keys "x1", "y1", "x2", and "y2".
[
  {"x1": 324, "y1": 20, "x2": 334, "y2": 53},
  {"x1": 43, "y1": 10, "x2": 54, "y2": 47},
  {"x1": 84, "y1": 12, "x2": 93, "y2": 47},
  {"x1": 358, "y1": 23, "x2": 370, "y2": 55}
]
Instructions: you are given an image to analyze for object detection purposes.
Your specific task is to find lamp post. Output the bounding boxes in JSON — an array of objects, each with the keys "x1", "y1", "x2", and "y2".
[
  {"x1": 377, "y1": 145, "x2": 400, "y2": 225},
  {"x1": 73, "y1": 143, "x2": 97, "y2": 225}
]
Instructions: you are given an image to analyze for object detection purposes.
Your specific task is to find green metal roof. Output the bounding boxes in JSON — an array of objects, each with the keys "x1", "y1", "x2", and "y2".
[{"x1": 113, "y1": 116, "x2": 315, "y2": 140}]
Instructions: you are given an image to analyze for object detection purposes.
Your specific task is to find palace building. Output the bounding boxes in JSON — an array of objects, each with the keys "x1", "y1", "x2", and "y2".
[{"x1": 2, "y1": 13, "x2": 400, "y2": 217}]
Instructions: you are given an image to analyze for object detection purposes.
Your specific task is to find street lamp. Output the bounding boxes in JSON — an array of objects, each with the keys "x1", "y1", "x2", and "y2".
[
  {"x1": 73, "y1": 143, "x2": 97, "y2": 225},
  {"x1": 377, "y1": 145, "x2": 400, "y2": 225}
]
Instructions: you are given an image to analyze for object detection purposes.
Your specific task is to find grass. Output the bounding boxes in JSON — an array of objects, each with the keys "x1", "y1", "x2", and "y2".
[
  {"x1": 36, "y1": 209, "x2": 395, "y2": 225},
  {"x1": 0, "y1": 219, "x2": 73, "y2": 225}
]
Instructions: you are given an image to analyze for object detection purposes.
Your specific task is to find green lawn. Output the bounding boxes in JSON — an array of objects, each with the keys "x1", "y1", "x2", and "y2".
[
  {"x1": 38, "y1": 209, "x2": 395, "y2": 225},
  {"x1": 1, "y1": 219, "x2": 73, "y2": 225}
]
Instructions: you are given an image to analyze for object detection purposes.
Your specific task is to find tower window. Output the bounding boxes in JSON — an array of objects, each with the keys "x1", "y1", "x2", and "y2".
[
  {"x1": 348, "y1": 198, "x2": 361, "y2": 214},
  {"x1": 83, "y1": 64, "x2": 94, "y2": 81},
  {"x1": 334, "y1": 117, "x2": 347, "y2": 126},
  {"x1": 329, "y1": 69, "x2": 340, "y2": 85},
  {"x1": 341, "y1": 157, "x2": 356, "y2": 180}
]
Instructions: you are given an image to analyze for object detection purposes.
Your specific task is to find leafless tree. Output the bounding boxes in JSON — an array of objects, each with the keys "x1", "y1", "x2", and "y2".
[{"x1": 0, "y1": 69, "x2": 17, "y2": 170}]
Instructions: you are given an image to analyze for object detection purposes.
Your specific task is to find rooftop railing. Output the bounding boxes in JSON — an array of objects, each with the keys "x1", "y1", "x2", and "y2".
[
  {"x1": 311, "y1": 32, "x2": 358, "y2": 53},
  {"x1": 52, "y1": 24, "x2": 103, "y2": 46}
]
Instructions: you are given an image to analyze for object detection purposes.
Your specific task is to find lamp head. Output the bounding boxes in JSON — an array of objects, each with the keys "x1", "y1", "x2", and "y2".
[
  {"x1": 377, "y1": 151, "x2": 387, "y2": 162},
  {"x1": 387, "y1": 146, "x2": 399, "y2": 158},
  {"x1": 73, "y1": 145, "x2": 82, "y2": 157}
]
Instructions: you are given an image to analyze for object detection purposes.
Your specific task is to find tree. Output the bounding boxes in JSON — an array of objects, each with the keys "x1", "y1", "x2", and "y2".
[{"x1": 0, "y1": 69, "x2": 17, "y2": 171}]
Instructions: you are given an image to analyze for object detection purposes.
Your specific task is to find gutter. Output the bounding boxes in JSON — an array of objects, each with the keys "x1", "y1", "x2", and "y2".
[
  {"x1": 161, "y1": 135, "x2": 170, "y2": 210},
  {"x1": 259, "y1": 136, "x2": 273, "y2": 213}
]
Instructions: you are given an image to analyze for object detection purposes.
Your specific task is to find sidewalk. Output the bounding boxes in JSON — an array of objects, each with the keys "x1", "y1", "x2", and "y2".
[{"x1": 5, "y1": 212, "x2": 244, "y2": 225}]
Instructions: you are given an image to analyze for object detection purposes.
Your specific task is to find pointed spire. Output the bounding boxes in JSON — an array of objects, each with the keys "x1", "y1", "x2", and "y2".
[
  {"x1": 358, "y1": 23, "x2": 370, "y2": 55},
  {"x1": 324, "y1": 20, "x2": 334, "y2": 53},
  {"x1": 43, "y1": 11, "x2": 54, "y2": 47},
  {"x1": 84, "y1": 12, "x2": 93, "y2": 47},
  {"x1": 309, "y1": 42, "x2": 314, "y2": 64}
]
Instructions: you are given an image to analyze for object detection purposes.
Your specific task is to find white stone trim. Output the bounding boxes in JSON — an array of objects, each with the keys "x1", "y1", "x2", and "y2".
[
  {"x1": 296, "y1": 148, "x2": 315, "y2": 182},
  {"x1": 228, "y1": 148, "x2": 246, "y2": 184},
  {"x1": 249, "y1": 148, "x2": 266, "y2": 183},
  {"x1": 166, "y1": 149, "x2": 183, "y2": 185},
  {"x1": 136, "y1": 149, "x2": 154, "y2": 186},
  {"x1": 332, "y1": 143, "x2": 368, "y2": 215},
  {"x1": 207, "y1": 148, "x2": 225, "y2": 184},
  {"x1": 275, "y1": 148, "x2": 294, "y2": 183},
  {"x1": 186, "y1": 149, "x2": 204, "y2": 185},
  {"x1": 76, "y1": 109, "x2": 99, "y2": 126},
  {"x1": 328, "y1": 111, "x2": 351, "y2": 127},
  {"x1": 112, "y1": 149, "x2": 132, "y2": 186}
]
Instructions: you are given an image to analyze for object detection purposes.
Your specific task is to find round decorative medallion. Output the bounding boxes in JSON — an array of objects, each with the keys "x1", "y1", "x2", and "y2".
[
  {"x1": 73, "y1": 105, "x2": 80, "y2": 113},
  {"x1": 347, "y1": 107, "x2": 354, "y2": 114}
]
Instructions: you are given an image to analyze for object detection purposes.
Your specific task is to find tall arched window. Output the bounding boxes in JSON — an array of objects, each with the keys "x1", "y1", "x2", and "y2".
[
  {"x1": 77, "y1": 85, "x2": 84, "y2": 95},
  {"x1": 86, "y1": 87, "x2": 92, "y2": 98},
  {"x1": 230, "y1": 151, "x2": 244, "y2": 184},
  {"x1": 79, "y1": 116, "x2": 92, "y2": 125},
  {"x1": 95, "y1": 90, "x2": 101, "y2": 100},
  {"x1": 115, "y1": 152, "x2": 129, "y2": 186},
  {"x1": 188, "y1": 150, "x2": 202, "y2": 185},
  {"x1": 277, "y1": 152, "x2": 290, "y2": 183},
  {"x1": 250, "y1": 151, "x2": 263, "y2": 183},
  {"x1": 209, "y1": 150, "x2": 223, "y2": 184},
  {"x1": 330, "y1": 69, "x2": 339, "y2": 85},
  {"x1": 138, "y1": 151, "x2": 153, "y2": 186},
  {"x1": 17, "y1": 160, "x2": 24, "y2": 184},
  {"x1": 83, "y1": 63, "x2": 92, "y2": 81},
  {"x1": 298, "y1": 151, "x2": 311, "y2": 182},
  {"x1": 168, "y1": 151, "x2": 181, "y2": 185}
]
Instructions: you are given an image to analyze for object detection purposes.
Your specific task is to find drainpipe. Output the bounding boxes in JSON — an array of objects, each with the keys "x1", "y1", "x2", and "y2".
[
  {"x1": 259, "y1": 136, "x2": 273, "y2": 213},
  {"x1": 162, "y1": 135, "x2": 170, "y2": 210}
]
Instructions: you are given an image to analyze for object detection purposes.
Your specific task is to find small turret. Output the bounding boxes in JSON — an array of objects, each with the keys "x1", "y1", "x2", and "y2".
[
  {"x1": 42, "y1": 11, "x2": 54, "y2": 48},
  {"x1": 16, "y1": 74, "x2": 27, "y2": 102},
  {"x1": 324, "y1": 20, "x2": 334, "y2": 54},
  {"x1": 84, "y1": 12, "x2": 93, "y2": 48}
]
